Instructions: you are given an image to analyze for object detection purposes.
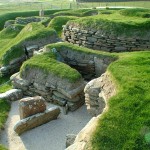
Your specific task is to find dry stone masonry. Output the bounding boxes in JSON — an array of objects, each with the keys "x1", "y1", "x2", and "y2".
[
  {"x1": 66, "y1": 72, "x2": 117, "y2": 149},
  {"x1": 63, "y1": 25, "x2": 150, "y2": 52},
  {"x1": 11, "y1": 69, "x2": 85, "y2": 111},
  {"x1": 84, "y1": 73, "x2": 116, "y2": 116}
]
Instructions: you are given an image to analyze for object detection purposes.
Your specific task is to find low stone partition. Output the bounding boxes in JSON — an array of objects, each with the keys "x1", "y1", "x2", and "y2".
[
  {"x1": 14, "y1": 96, "x2": 60, "y2": 135},
  {"x1": 84, "y1": 72, "x2": 116, "y2": 116},
  {"x1": 15, "y1": 16, "x2": 48, "y2": 25},
  {"x1": 62, "y1": 25, "x2": 150, "y2": 52}
]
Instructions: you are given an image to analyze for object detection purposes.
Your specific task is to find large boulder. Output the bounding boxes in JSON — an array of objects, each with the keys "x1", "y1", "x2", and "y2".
[
  {"x1": 19, "y1": 96, "x2": 46, "y2": 119},
  {"x1": 14, "y1": 106, "x2": 60, "y2": 135}
]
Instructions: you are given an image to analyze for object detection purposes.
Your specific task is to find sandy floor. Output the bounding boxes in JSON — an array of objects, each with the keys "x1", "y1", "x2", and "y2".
[{"x1": 0, "y1": 101, "x2": 92, "y2": 150}]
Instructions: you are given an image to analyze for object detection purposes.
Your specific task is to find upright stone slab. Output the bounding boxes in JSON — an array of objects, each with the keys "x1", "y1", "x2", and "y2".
[
  {"x1": 39, "y1": 10, "x2": 44, "y2": 17},
  {"x1": 19, "y1": 96, "x2": 46, "y2": 119}
]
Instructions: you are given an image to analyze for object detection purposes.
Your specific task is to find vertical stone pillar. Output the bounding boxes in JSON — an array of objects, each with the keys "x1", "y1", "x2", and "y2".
[{"x1": 39, "y1": 9, "x2": 44, "y2": 17}]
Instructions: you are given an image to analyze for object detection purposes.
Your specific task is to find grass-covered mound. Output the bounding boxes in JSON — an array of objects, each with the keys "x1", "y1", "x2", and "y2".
[
  {"x1": 67, "y1": 8, "x2": 150, "y2": 37},
  {"x1": 120, "y1": 8, "x2": 150, "y2": 18},
  {"x1": 53, "y1": 9, "x2": 98, "y2": 17},
  {"x1": 46, "y1": 42, "x2": 117, "y2": 59},
  {"x1": 0, "y1": 24, "x2": 24, "y2": 55},
  {"x1": 0, "y1": 23, "x2": 56, "y2": 66},
  {"x1": 0, "y1": 9, "x2": 68, "y2": 31},
  {"x1": 91, "y1": 51, "x2": 150, "y2": 149},
  {"x1": 48, "y1": 16, "x2": 78, "y2": 36},
  {"x1": 20, "y1": 51, "x2": 82, "y2": 83}
]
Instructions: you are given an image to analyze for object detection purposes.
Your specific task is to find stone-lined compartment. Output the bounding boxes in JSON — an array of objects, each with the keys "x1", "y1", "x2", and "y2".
[{"x1": 62, "y1": 25, "x2": 150, "y2": 52}]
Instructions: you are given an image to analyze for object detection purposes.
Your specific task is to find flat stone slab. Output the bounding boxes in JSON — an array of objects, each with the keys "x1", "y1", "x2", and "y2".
[
  {"x1": 14, "y1": 106, "x2": 60, "y2": 135},
  {"x1": 0, "y1": 89, "x2": 23, "y2": 101}
]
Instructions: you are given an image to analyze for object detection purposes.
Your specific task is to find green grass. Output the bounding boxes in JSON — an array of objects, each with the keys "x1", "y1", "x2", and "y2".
[
  {"x1": 0, "y1": 23, "x2": 56, "y2": 66},
  {"x1": 0, "y1": 76, "x2": 12, "y2": 93},
  {"x1": 92, "y1": 51, "x2": 150, "y2": 150},
  {"x1": 0, "y1": 99, "x2": 10, "y2": 129},
  {"x1": 0, "y1": 144, "x2": 8, "y2": 150},
  {"x1": 0, "y1": 24, "x2": 24, "y2": 67},
  {"x1": 48, "y1": 16, "x2": 78, "y2": 36},
  {"x1": 20, "y1": 51, "x2": 82, "y2": 83},
  {"x1": 120, "y1": 8, "x2": 150, "y2": 18},
  {"x1": 67, "y1": 8, "x2": 150, "y2": 37},
  {"x1": 0, "y1": 9, "x2": 68, "y2": 30}
]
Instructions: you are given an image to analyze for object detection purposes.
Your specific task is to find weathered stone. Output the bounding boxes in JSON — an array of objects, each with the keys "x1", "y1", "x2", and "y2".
[
  {"x1": 0, "y1": 89, "x2": 23, "y2": 101},
  {"x1": 66, "y1": 134, "x2": 77, "y2": 148},
  {"x1": 57, "y1": 83, "x2": 85, "y2": 99},
  {"x1": 19, "y1": 96, "x2": 46, "y2": 119},
  {"x1": 67, "y1": 99, "x2": 84, "y2": 111},
  {"x1": 11, "y1": 73, "x2": 30, "y2": 91},
  {"x1": 52, "y1": 95, "x2": 67, "y2": 106},
  {"x1": 115, "y1": 46, "x2": 127, "y2": 52},
  {"x1": 87, "y1": 37, "x2": 97, "y2": 42},
  {"x1": 14, "y1": 106, "x2": 60, "y2": 135}
]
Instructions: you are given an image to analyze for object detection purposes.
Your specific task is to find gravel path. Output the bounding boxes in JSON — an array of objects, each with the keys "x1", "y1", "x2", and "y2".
[{"x1": 0, "y1": 101, "x2": 92, "y2": 150}]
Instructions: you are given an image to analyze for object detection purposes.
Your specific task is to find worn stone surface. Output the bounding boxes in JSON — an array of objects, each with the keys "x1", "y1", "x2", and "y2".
[
  {"x1": 0, "y1": 89, "x2": 23, "y2": 101},
  {"x1": 66, "y1": 116, "x2": 99, "y2": 150},
  {"x1": 84, "y1": 72, "x2": 116, "y2": 116},
  {"x1": 66, "y1": 134, "x2": 76, "y2": 148},
  {"x1": 14, "y1": 106, "x2": 60, "y2": 135},
  {"x1": 19, "y1": 96, "x2": 46, "y2": 119}
]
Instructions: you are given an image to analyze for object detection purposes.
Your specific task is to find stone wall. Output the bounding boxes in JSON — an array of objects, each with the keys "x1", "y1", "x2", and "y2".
[
  {"x1": 84, "y1": 72, "x2": 116, "y2": 116},
  {"x1": 15, "y1": 16, "x2": 47, "y2": 25},
  {"x1": 11, "y1": 68, "x2": 85, "y2": 111},
  {"x1": 62, "y1": 25, "x2": 150, "y2": 52},
  {"x1": 66, "y1": 72, "x2": 116, "y2": 150},
  {"x1": 0, "y1": 35, "x2": 59, "y2": 76}
]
